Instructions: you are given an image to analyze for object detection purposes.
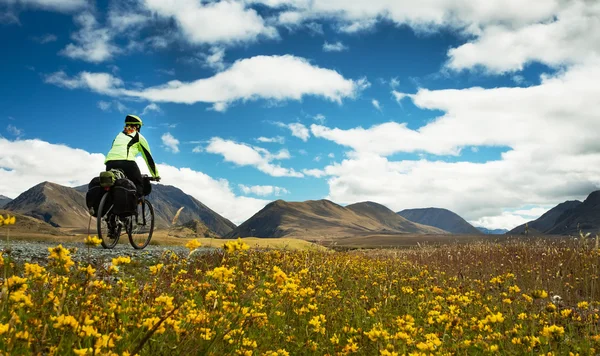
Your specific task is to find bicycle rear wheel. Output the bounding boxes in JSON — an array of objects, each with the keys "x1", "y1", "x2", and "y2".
[
  {"x1": 97, "y1": 192, "x2": 120, "y2": 249},
  {"x1": 128, "y1": 199, "x2": 154, "y2": 249}
]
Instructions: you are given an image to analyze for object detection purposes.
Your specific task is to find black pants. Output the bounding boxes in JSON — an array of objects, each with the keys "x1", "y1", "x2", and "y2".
[{"x1": 106, "y1": 160, "x2": 143, "y2": 197}]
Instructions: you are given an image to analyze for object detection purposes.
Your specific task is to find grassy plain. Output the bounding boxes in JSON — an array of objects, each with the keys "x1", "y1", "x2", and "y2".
[{"x1": 1, "y1": 228, "x2": 600, "y2": 355}]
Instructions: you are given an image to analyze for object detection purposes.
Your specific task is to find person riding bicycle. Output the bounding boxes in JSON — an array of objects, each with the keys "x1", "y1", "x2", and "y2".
[{"x1": 105, "y1": 115, "x2": 160, "y2": 198}]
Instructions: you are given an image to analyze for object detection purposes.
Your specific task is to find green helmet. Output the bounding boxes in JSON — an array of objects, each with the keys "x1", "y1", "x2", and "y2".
[{"x1": 125, "y1": 114, "x2": 143, "y2": 131}]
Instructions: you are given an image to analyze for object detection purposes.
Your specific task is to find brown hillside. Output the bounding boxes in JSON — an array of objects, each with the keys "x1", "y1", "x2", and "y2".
[
  {"x1": 4, "y1": 182, "x2": 90, "y2": 228},
  {"x1": 226, "y1": 199, "x2": 447, "y2": 240},
  {"x1": 0, "y1": 209, "x2": 61, "y2": 235},
  {"x1": 346, "y1": 202, "x2": 448, "y2": 234}
]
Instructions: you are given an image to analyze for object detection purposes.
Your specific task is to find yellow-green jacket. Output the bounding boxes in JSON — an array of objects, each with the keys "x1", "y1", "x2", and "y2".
[{"x1": 105, "y1": 131, "x2": 159, "y2": 177}]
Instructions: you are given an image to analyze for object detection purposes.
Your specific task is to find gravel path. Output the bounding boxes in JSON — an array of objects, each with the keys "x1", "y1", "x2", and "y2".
[{"x1": 0, "y1": 240, "x2": 218, "y2": 265}]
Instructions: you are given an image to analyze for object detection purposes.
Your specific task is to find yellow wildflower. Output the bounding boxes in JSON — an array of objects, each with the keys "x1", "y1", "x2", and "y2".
[
  {"x1": 111, "y1": 256, "x2": 131, "y2": 266},
  {"x1": 185, "y1": 239, "x2": 202, "y2": 251},
  {"x1": 84, "y1": 235, "x2": 102, "y2": 247}
]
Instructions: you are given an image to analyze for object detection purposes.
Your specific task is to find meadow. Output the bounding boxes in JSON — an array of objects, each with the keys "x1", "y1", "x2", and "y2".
[{"x1": 1, "y1": 215, "x2": 599, "y2": 355}]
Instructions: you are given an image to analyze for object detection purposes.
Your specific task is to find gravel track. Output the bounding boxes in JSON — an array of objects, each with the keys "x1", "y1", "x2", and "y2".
[{"x1": 0, "y1": 240, "x2": 218, "y2": 265}]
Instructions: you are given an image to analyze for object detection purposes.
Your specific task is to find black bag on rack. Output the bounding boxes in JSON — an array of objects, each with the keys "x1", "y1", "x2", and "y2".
[
  {"x1": 112, "y1": 178, "x2": 137, "y2": 217},
  {"x1": 85, "y1": 177, "x2": 108, "y2": 217}
]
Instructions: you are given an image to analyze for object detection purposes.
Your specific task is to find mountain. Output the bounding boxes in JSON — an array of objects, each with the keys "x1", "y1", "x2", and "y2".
[
  {"x1": 397, "y1": 208, "x2": 482, "y2": 234},
  {"x1": 476, "y1": 227, "x2": 509, "y2": 235},
  {"x1": 346, "y1": 202, "x2": 447, "y2": 233},
  {"x1": 149, "y1": 184, "x2": 236, "y2": 235},
  {"x1": 168, "y1": 219, "x2": 220, "y2": 238},
  {"x1": 0, "y1": 209, "x2": 61, "y2": 235},
  {"x1": 226, "y1": 199, "x2": 447, "y2": 239},
  {"x1": 545, "y1": 192, "x2": 600, "y2": 235},
  {"x1": 4, "y1": 182, "x2": 90, "y2": 228},
  {"x1": 7, "y1": 181, "x2": 235, "y2": 236},
  {"x1": 508, "y1": 200, "x2": 582, "y2": 235},
  {"x1": 0, "y1": 195, "x2": 12, "y2": 208}
]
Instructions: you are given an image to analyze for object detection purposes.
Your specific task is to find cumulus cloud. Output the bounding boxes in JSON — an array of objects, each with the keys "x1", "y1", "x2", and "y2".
[
  {"x1": 276, "y1": 122, "x2": 310, "y2": 141},
  {"x1": 201, "y1": 47, "x2": 227, "y2": 71},
  {"x1": 45, "y1": 55, "x2": 362, "y2": 111},
  {"x1": 205, "y1": 137, "x2": 303, "y2": 177},
  {"x1": 238, "y1": 184, "x2": 290, "y2": 196},
  {"x1": 446, "y1": 2, "x2": 600, "y2": 73},
  {"x1": 0, "y1": 137, "x2": 266, "y2": 224},
  {"x1": 372, "y1": 99, "x2": 381, "y2": 111},
  {"x1": 142, "y1": 103, "x2": 161, "y2": 115},
  {"x1": 302, "y1": 168, "x2": 326, "y2": 178},
  {"x1": 313, "y1": 113, "x2": 326, "y2": 124},
  {"x1": 323, "y1": 41, "x2": 348, "y2": 52},
  {"x1": 141, "y1": 0, "x2": 277, "y2": 45},
  {"x1": 161, "y1": 132, "x2": 180, "y2": 153},
  {"x1": 256, "y1": 136, "x2": 285, "y2": 144},
  {"x1": 6, "y1": 124, "x2": 23, "y2": 138},
  {"x1": 60, "y1": 12, "x2": 119, "y2": 63},
  {"x1": 309, "y1": 61, "x2": 600, "y2": 229}
]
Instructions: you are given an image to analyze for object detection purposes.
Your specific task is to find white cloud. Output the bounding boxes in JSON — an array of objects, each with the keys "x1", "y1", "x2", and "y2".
[
  {"x1": 314, "y1": 155, "x2": 321, "y2": 162},
  {"x1": 161, "y1": 132, "x2": 180, "y2": 153},
  {"x1": 313, "y1": 113, "x2": 326, "y2": 124},
  {"x1": 302, "y1": 168, "x2": 326, "y2": 178},
  {"x1": 372, "y1": 99, "x2": 381, "y2": 111},
  {"x1": 238, "y1": 184, "x2": 290, "y2": 196},
  {"x1": 309, "y1": 61, "x2": 600, "y2": 229},
  {"x1": 44, "y1": 71, "x2": 123, "y2": 95},
  {"x1": 328, "y1": 153, "x2": 335, "y2": 158},
  {"x1": 0, "y1": 137, "x2": 265, "y2": 225},
  {"x1": 141, "y1": 0, "x2": 277, "y2": 45},
  {"x1": 32, "y1": 33, "x2": 57, "y2": 43},
  {"x1": 276, "y1": 122, "x2": 310, "y2": 142},
  {"x1": 390, "y1": 77, "x2": 400, "y2": 89},
  {"x1": 205, "y1": 137, "x2": 303, "y2": 177},
  {"x1": 97, "y1": 101, "x2": 111, "y2": 112},
  {"x1": 446, "y1": 2, "x2": 600, "y2": 73},
  {"x1": 192, "y1": 146, "x2": 203, "y2": 153},
  {"x1": 114, "y1": 101, "x2": 130, "y2": 114},
  {"x1": 60, "y1": 12, "x2": 119, "y2": 63},
  {"x1": 6, "y1": 124, "x2": 23, "y2": 138},
  {"x1": 470, "y1": 206, "x2": 552, "y2": 230},
  {"x1": 257, "y1": 136, "x2": 285, "y2": 144},
  {"x1": 142, "y1": 103, "x2": 161, "y2": 115},
  {"x1": 46, "y1": 55, "x2": 362, "y2": 111},
  {"x1": 0, "y1": 0, "x2": 87, "y2": 13},
  {"x1": 392, "y1": 90, "x2": 408, "y2": 102},
  {"x1": 323, "y1": 41, "x2": 348, "y2": 52},
  {"x1": 202, "y1": 47, "x2": 227, "y2": 71}
]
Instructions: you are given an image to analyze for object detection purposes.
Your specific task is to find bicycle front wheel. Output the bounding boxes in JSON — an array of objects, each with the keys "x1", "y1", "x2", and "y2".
[
  {"x1": 97, "y1": 192, "x2": 119, "y2": 249},
  {"x1": 128, "y1": 199, "x2": 154, "y2": 249}
]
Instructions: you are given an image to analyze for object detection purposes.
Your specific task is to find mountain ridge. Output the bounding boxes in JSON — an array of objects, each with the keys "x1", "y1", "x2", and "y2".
[
  {"x1": 226, "y1": 199, "x2": 448, "y2": 240},
  {"x1": 397, "y1": 207, "x2": 482, "y2": 235}
]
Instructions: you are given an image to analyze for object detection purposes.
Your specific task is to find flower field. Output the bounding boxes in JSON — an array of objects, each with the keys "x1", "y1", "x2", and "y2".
[{"x1": 1, "y1": 219, "x2": 600, "y2": 355}]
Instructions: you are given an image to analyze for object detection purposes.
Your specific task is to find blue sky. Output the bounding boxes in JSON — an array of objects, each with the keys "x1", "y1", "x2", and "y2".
[{"x1": 1, "y1": 0, "x2": 600, "y2": 228}]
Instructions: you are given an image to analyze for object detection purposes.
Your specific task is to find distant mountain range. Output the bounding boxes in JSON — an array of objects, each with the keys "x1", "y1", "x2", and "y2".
[
  {"x1": 226, "y1": 200, "x2": 448, "y2": 239},
  {"x1": 476, "y1": 227, "x2": 509, "y2": 235},
  {"x1": 5, "y1": 180, "x2": 600, "y2": 239},
  {"x1": 508, "y1": 200, "x2": 582, "y2": 235},
  {"x1": 0, "y1": 195, "x2": 12, "y2": 208},
  {"x1": 397, "y1": 208, "x2": 482, "y2": 234},
  {"x1": 5, "y1": 181, "x2": 235, "y2": 237}
]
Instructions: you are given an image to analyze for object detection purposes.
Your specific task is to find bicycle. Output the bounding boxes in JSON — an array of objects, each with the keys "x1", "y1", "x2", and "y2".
[{"x1": 96, "y1": 174, "x2": 159, "y2": 249}]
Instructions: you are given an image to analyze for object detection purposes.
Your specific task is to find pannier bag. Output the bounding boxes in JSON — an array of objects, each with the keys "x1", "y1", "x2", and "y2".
[
  {"x1": 99, "y1": 169, "x2": 126, "y2": 188},
  {"x1": 142, "y1": 176, "x2": 152, "y2": 196},
  {"x1": 112, "y1": 178, "x2": 138, "y2": 217},
  {"x1": 86, "y1": 177, "x2": 111, "y2": 217}
]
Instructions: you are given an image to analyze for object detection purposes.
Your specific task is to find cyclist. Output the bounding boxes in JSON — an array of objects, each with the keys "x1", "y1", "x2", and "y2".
[{"x1": 105, "y1": 114, "x2": 160, "y2": 197}]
